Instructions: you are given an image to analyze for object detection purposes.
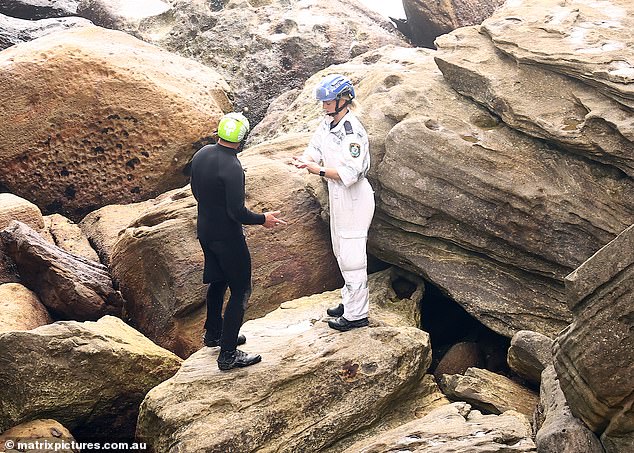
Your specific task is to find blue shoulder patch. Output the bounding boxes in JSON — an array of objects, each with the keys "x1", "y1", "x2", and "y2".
[{"x1": 343, "y1": 120, "x2": 354, "y2": 135}]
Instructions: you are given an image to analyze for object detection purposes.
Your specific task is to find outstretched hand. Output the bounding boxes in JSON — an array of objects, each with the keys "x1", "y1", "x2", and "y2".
[
  {"x1": 292, "y1": 156, "x2": 308, "y2": 169},
  {"x1": 263, "y1": 211, "x2": 288, "y2": 229}
]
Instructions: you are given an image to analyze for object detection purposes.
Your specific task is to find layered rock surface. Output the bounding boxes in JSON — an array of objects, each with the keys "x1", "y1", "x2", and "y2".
[
  {"x1": 137, "y1": 282, "x2": 431, "y2": 452},
  {"x1": 554, "y1": 223, "x2": 634, "y2": 453},
  {"x1": 0, "y1": 26, "x2": 231, "y2": 218},
  {"x1": 0, "y1": 13, "x2": 92, "y2": 50}
]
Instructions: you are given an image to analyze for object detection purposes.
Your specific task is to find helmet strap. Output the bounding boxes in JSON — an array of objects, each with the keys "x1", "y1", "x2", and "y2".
[{"x1": 327, "y1": 98, "x2": 351, "y2": 117}]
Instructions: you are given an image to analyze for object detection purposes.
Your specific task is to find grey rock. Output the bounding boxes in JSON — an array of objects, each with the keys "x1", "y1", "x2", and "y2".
[
  {"x1": 0, "y1": 0, "x2": 79, "y2": 20},
  {"x1": 0, "y1": 12, "x2": 92, "y2": 50},
  {"x1": 508, "y1": 330, "x2": 553, "y2": 385}
]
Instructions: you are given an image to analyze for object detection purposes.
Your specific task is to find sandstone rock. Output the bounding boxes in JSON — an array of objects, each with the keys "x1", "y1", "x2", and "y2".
[
  {"x1": 0, "y1": 13, "x2": 92, "y2": 50},
  {"x1": 0, "y1": 419, "x2": 75, "y2": 453},
  {"x1": 0, "y1": 315, "x2": 182, "y2": 439},
  {"x1": 0, "y1": 26, "x2": 232, "y2": 218},
  {"x1": 44, "y1": 213, "x2": 99, "y2": 262},
  {"x1": 342, "y1": 402, "x2": 536, "y2": 452},
  {"x1": 553, "y1": 224, "x2": 634, "y2": 453},
  {"x1": 76, "y1": 0, "x2": 171, "y2": 36},
  {"x1": 440, "y1": 367, "x2": 539, "y2": 417},
  {"x1": 1, "y1": 220, "x2": 123, "y2": 320},
  {"x1": 403, "y1": 0, "x2": 505, "y2": 48},
  {"x1": 0, "y1": 283, "x2": 51, "y2": 333},
  {"x1": 508, "y1": 330, "x2": 553, "y2": 385},
  {"x1": 434, "y1": 341, "x2": 484, "y2": 380},
  {"x1": 251, "y1": 45, "x2": 634, "y2": 338},
  {"x1": 435, "y1": 26, "x2": 634, "y2": 178},
  {"x1": 0, "y1": 193, "x2": 45, "y2": 232},
  {"x1": 534, "y1": 365, "x2": 604, "y2": 453},
  {"x1": 137, "y1": 288, "x2": 431, "y2": 452},
  {"x1": 481, "y1": 0, "x2": 634, "y2": 110},
  {"x1": 0, "y1": 239, "x2": 19, "y2": 284},
  {"x1": 110, "y1": 137, "x2": 343, "y2": 357},
  {"x1": 117, "y1": 0, "x2": 407, "y2": 123},
  {"x1": 0, "y1": 0, "x2": 79, "y2": 20}
]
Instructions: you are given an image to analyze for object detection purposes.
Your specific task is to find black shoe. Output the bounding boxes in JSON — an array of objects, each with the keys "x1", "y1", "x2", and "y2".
[
  {"x1": 217, "y1": 349, "x2": 262, "y2": 371},
  {"x1": 204, "y1": 333, "x2": 246, "y2": 348},
  {"x1": 326, "y1": 303, "x2": 344, "y2": 317},
  {"x1": 328, "y1": 316, "x2": 369, "y2": 332}
]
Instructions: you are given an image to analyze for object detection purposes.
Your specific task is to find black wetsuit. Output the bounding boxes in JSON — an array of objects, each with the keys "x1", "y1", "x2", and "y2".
[{"x1": 190, "y1": 143, "x2": 264, "y2": 351}]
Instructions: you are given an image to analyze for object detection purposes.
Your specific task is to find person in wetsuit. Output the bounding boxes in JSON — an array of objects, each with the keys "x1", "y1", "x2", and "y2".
[{"x1": 190, "y1": 112, "x2": 286, "y2": 371}]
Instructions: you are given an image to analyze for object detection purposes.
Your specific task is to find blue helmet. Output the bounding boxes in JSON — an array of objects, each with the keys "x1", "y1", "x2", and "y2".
[{"x1": 315, "y1": 74, "x2": 355, "y2": 102}]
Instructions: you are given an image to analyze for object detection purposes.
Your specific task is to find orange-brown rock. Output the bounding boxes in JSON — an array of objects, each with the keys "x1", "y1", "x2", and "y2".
[
  {"x1": 0, "y1": 282, "x2": 52, "y2": 333},
  {"x1": 0, "y1": 26, "x2": 232, "y2": 219},
  {"x1": 44, "y1": 213, "x2": 100, "y2": 262}
]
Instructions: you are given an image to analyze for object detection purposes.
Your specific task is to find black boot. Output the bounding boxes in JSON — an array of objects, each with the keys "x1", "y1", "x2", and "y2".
[
  {"x1": 217, "y1": 349, "x2": 262, "y2": 371},
  {"x1": 328, "y1": 316, "x2": 369, "y2": 332},
  {"x1": 326, "y1": 303, "x2": 344, "y2": 317},
  {"x1": 204, "y1": 332, "x2": 246, "y2": 348}
]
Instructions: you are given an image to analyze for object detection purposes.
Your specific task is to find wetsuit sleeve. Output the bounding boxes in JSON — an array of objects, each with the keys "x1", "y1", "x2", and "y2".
[{"x1": 223, "y1": 163, "x2": 265, "y2": 225}]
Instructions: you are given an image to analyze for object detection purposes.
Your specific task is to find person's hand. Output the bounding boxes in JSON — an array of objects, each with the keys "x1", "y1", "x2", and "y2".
[
  {"x1": 292, "y1": 156, "x2": 308, "y2": 169},
  {"x1": 263, "y1": 211, "x2": 287, "y2": 229}
]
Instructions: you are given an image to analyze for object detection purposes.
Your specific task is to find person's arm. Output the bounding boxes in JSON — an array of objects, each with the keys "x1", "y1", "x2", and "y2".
[{"x1": 224, "y1": 164, "x2": 265, "y2": 225}]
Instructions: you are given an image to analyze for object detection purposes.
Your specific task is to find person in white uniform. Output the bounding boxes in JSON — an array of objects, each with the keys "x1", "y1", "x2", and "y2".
[{"x1": 293, "y1": 74, "x2": 375, "y2": 331}]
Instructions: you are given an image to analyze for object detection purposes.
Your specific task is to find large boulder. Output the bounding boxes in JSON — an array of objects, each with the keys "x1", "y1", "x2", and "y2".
[
  {"x1": 403, "y1": 0, "x2": 505, "y2": 48},
  {"x1": 0, "y1": 0, "x2": 79, "y2": 20},
  {"x1": 137, "y1": 285, "x2": 431, "y2": 452},
  {"x1": 110, "y1": 152, "x2": 342, "y2": 357},
  {"x1": 534, "y1": 365, "x2": 604, "y2": 453},
  {"x1": 0, "y1": 419, "x2": 75, "y2": 453},
  {"x1": 481, "y1": 0, "x2": 634, "y2": 110},
  {"x1": 553, "y1": 224, "x2": 634, "y2": 453},
  {"x1": 0, "y1": 26, "x2": 232, "y2": 218},
  {"x1": 0, "y1": 282, "x2": 52, "y2": 333},
  {"x1": 0, "y1": 13, "x2": 92, "y2": 50},
  {"x1": 92, "y1": 0, "x2": 407, "y2": 124},
  {"x1": 1, "y1": 221, "x2": 123, "y2": 320},
  {"x1": 0, "y1": 193, "x2": 45, "y2": 232},
  {"x1": 507, "y1": 330, "x2": 553, "y2": 385},
  {"x1": 0, "y1": 316, "x2": 182, "y2": 438},
  {"x1": 76, "y1": 0, "x2": 171, "y2": 34},
  {"x1": 435, "y1": 26, "x2": 634, "y2": 178},
  {"x1": 44, "y1": 213, "x2": 99, "y2": 262},
  {"x1": 342, "y1": 402, "x2": 536, "y2": 452},
  {"x1": 249, "y1": 45, "x2": 634, "y2": 338}
]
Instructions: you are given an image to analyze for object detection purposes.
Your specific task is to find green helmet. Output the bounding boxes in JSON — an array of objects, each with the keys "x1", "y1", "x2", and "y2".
[{"x1": 217, "y1": 112, "x2": 250, "y2": 143}]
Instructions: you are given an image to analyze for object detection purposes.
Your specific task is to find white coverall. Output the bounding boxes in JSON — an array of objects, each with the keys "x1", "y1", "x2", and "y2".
[{"x1": 303, "y1": 111, "x2": 375, "y2": 321}]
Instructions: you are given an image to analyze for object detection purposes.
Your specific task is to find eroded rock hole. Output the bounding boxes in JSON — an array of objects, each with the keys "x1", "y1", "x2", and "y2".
[{"x1": 419, "y1": 280, "x2": 510, "y2": 380}]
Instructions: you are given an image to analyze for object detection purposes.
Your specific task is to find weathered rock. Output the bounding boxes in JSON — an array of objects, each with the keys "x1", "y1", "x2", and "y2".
[
  {"x1": 0, "y1": 239, "x2": 19, "y2": 284},
  {"x1": 435, "y1": 26, "x2": 634, "y2": 178},
  {"x1": 76, "y1": 0, "x2": 171, "y2": 36},
  {"x1": 481, "y1": 0, "x2": 634, "y2": 110},
  {"x1": 0, "y1": 282, "x2": 51, "y2": 333},
  {"x1": 0, "y1": 0, "x2": 79, "y2": 20},
  {"x1": 44, "y1": 213, "x2": 99, "y2": 262},
  {"x1": 1, "y1": 220, "x2": 123, "y2": 320},
  {"x1": 434, "y1": 342, "x2": 484, "y2": 380},
  {"x1": 440, "y1": 367, "x2": 539, "y2": 417},
  {"x1": 113, "y1": 0, "x2": 409, "y2": 124},
  {"x1": 0, "y1": 316, "x2": 182, "y2": 438},
  {"x1": 0, "y1": 193, "x2": 45, "y2": 232},
  {"x1": 110, "y1": 137, "x2": 344, "y2": 357},
  {"x1": 137, "y1": 287, "x2": 431, "y2": 452},
  {"x1": 251, "y1": 45, "x2": 634, "y2": 338},
  {"x1": 0, "y1": 26, "x2": 232, "y2": 218},
  {"x1": 0, "y1": 13, "x2": 92, "y2": 50},
  {"x1": 403, "y1": 0, "x2": 505, "y2": 48},
  {"x1": 554, "y1": 224, "x2": 634, "y2": 453},
  {"x1": 342, "y1": 402, "x2": 536, "y2": 452},
  {"x1": 534, "y1": 365, "x2": 604, "y2": 453},
  {"x1": 0, "y1": 419, "x2": 75, "y2": 453},
  {"x1": 508, "y1": 330, "x2": 553, "y2": 385}
]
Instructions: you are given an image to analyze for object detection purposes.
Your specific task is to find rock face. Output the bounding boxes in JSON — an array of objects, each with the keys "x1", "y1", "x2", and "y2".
[
  {"x1": 0, "y1": 419, "x2": 76, "y2": 453},
  {"x1": 342, "y1": 402, "x2": 536, "y2": 452},
  {"x1": 553, "y1": 224, "x2": 634, "y2": 453},
  {"x1": 0, "y1": 282, "x2": 52, "y2": 333},
  {"x1": 137, "y1": 286, "x2": 431, "y2": 452},
  {"x1": 534, "y1": 365, "x2": 604, "y2": 453},
  {"x1": 44, "y1": 213, "x2": 99, "y2": 262},
  {"x1": 0, "y1": 0, "x2": 79, "y2": 20},
  {"x1": 435, "y1": 26, "x2": 634, "y2": 179},
  {"x1": 250, "y1": 45, "x2": 634, "y2": 338},
  {"x1": 403, "y1": 0, "x2": 505, "y2": 48},
  {"x1": 0, "y1": 316, "x2": 182, "y2": 438},
  {"x1": 1, "y1": 221, "x2": 123, "y2": 320},
  {"x1": 110, "y1": 163, "x2": 341, "y2": 357},
  {"x1": 0, "y1": 26, "x2": 232, "y2": 218},
  {"x1": 76, "y1": 0, "x2": 171, "y2": 34},
  {"x1": 440, "y1": 367, "x2": 539, "y2": 417},
  {"x1": 507, "y1": 330, "x2": 553, "y2": 385},
  {"x1": 0, "y1": 13, "x2": 92, "y2": 50},
  {"x1": 99, "y1": 0, "x2": 407, "y2": 124}
]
